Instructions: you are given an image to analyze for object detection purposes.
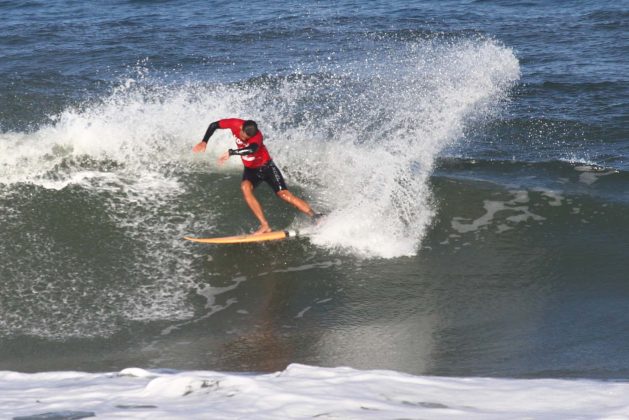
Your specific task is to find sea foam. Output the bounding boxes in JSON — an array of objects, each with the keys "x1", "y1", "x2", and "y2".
[{"x1": 3, "y1": 364, "x2": 628, "y2": 419}]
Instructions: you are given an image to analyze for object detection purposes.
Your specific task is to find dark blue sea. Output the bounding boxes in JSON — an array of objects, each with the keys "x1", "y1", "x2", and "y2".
[{"x1": 1, "y1": 0, "x2": 628, "y2": 382}]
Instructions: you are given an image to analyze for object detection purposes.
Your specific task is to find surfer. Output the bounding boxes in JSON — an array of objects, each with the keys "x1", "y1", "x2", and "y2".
[{"x1": 193, "y1": 118, "x2": 319, "y2": 235}]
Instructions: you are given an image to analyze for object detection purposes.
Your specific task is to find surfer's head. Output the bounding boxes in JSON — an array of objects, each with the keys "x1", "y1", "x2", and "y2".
[{"x1": 240, "y1": 120, "x2": 258, "y2": 140}]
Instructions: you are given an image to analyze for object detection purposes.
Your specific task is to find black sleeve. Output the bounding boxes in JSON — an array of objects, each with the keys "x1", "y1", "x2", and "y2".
[
  {"x1": 228, "y1": 143, "x2": 259, "y2": 156},
  {"x1": 201, "y1": 121, "x2": 220, "y2": 143}
]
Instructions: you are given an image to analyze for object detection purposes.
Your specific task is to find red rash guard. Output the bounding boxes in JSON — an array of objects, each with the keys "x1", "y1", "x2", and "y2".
[{"x1": 218, "y1": 118, "x2": 271, "y2": 168}]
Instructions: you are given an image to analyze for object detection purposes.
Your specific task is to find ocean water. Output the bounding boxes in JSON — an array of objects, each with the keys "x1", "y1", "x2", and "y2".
[{"x1": 1, "y1": 0, "x2": 628, "y2": 416}]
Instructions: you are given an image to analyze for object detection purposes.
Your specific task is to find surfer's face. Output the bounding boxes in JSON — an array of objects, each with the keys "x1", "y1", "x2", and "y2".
[{"x1": 239, "y1": 128, "x2": 252, "y2": 141}]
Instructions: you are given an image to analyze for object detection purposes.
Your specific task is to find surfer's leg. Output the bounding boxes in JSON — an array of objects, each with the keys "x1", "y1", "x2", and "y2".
[
  {"x1": 241, "y1": 180, "x2": 272, "y2": 235},
  {"x1": 259, "y1": 160, "x2": 315, "y2": 217},
  {"x1": 276, "y1": 190, "x2": 316, "y2": 217},
  {"x1": 262, "y1": 161, "x2": 315, "y2": 217}
]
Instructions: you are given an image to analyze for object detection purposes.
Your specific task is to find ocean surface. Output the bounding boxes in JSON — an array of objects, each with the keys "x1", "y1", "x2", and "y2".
[{"x1": 1, "y1": 0, "x2": 629, "y2": 417}]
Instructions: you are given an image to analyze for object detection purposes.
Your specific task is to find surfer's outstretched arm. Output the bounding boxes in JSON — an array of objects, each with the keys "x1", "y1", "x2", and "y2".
[{"x1": 192, "y1": 121, "x2": 221, "y2": 153}]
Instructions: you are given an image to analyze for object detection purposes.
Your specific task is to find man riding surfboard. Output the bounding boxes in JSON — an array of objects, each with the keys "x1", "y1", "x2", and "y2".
[{"x1": 193, "y1": 118, "x2": 319, "y2": 235}]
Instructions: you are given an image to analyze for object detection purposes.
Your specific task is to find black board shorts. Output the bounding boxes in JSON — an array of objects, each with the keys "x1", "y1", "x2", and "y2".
[{"x1": 242, "y1": 160, "x2": 287, "y2": 193}]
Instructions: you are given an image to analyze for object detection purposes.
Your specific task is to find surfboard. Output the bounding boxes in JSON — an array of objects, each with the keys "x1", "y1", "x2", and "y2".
[{"x1": 184, "y1": 230, "x2": 297, "y2": 244}]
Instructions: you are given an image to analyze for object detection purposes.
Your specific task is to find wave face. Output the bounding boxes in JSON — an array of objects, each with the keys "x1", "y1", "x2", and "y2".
[{"x1": 0, "y1": 37, "x2": 519, "y2": 340}]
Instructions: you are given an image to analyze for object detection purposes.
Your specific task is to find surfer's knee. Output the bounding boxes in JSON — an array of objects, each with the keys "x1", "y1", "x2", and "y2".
[{"x1": 241, "y1": 181, "x2": 254, "y2": 194}]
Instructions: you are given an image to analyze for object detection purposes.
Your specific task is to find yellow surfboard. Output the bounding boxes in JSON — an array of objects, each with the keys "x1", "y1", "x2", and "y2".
[{"x1": 184, "y1": 230, "x2": 297, "y2": 244}]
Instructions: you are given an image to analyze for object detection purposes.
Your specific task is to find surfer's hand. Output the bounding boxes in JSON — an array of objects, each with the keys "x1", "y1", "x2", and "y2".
[
  {"x1": 192, "y1": 142, "x2": 207, "y2": 153},
  {"x1": 217, "y1": 150, "x2": 230, "y2": 165}
]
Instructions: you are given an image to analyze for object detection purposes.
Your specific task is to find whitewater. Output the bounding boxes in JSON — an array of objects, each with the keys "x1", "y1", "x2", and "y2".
[
  {"x1": 0, "y1": 38, "x2": 519, "y2": 259},
  {"x1": 5, "y1": 364, "x2": 629, "y2": 419}
]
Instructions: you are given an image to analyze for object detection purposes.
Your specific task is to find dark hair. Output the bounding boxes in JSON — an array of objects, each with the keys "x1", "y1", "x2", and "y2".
[{"x1": 242, "y1": 120, "x2": 258, "y2": 137}]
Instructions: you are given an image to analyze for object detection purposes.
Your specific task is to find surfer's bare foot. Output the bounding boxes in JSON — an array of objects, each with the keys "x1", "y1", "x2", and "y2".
[{"x1": 253, "y1": 225, "x2": 272, "y2": 235}]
